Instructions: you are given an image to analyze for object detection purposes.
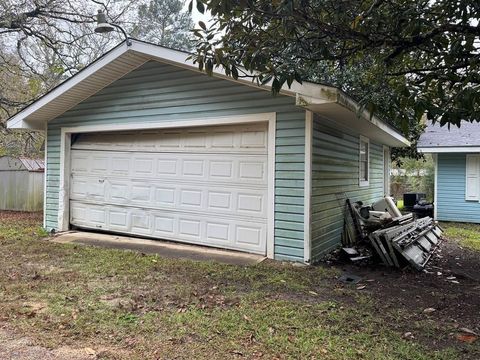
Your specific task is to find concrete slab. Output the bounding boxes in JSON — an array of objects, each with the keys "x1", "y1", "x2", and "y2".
[{"x1": 52, "y1": 231, "x2": 266, "y2": 266}]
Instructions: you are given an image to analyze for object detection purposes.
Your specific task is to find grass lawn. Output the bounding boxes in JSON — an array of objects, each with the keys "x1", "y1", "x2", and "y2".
[
  {"x1": 0, "y1": 212, "x2": 479, "y2": 359},
  {"x1": 441, "y1": 222, "x2": 480, "y2": 251}
]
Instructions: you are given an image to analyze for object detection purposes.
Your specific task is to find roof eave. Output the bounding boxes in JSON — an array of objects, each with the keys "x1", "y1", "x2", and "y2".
[
  {"x1": 6, "y1": 39, "x2": 408, "y2": 147},
  {"x1": 419, "y1": 146, "x2": 480, "y2": 153},
  {"x1": 296, "y1": 91, "x2": 409, "y2": 148}
]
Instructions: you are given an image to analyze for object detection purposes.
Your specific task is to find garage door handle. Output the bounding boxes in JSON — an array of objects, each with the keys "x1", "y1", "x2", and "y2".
[{"x1": 99, "y1": 179, "x2": 104, "y2": 183}]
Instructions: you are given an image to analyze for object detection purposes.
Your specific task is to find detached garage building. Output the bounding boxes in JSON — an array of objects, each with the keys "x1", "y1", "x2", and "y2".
[{"x1": 7, "y1": 40, "x2": 408, "y2": 263}]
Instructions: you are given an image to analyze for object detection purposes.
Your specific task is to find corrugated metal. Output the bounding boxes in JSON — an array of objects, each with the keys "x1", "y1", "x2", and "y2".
[
  {"x1": 437, "y1": 153, "x2": 480, "y2": 223},
  {"x1": 0, "y1": 171, "x2": 44, "y2": 211},
  {"x1": 19, "y1": 158, "x2": 45, "y2": 172},
  {"x1": 46, "y1": 60, "x2": 306, "y2": 261},
  {"x1": 310, "y1": 114, "x2": 385, "y2": 261}
]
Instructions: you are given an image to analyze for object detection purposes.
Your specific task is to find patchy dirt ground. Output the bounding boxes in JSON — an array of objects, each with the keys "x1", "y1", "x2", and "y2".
[
  {"x1": 0, "y1": 211, "x2": 479, "y2": 359},
  {"x1": 0, "y1": 324, "x2": 95, "y2": 360},
  {"x1": 329, "y1": 237, "x2": 480, "y2": 351}
]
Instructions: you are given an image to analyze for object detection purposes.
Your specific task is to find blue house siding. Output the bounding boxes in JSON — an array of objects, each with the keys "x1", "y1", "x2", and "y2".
[
  {"x1": 436, "y1": 153, "x2": 480, "y2": 223},
  {"x1": 310, "y1": 115, "x2": 385, "y2": 261},
  {"x1": 45, "y1": 60, "x2": 306, "y2": 261}
]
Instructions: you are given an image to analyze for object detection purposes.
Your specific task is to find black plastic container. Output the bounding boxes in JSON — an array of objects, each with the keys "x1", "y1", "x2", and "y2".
[{"x1": 403, "y1": 192, "x2": 426, "y2": 210}]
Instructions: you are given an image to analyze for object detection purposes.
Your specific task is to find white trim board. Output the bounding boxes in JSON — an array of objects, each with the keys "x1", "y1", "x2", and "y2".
[
  {"x1": 433, "y1": 154, "x2": 438, "y2": 221},
  {"x1": 419, "y1": 146, "x2": 480, "y2": 153},
  {"x1": 304, "y1": 111, "x2": 313, "y2": 263},
  {"x1": 359, "y1": 135, "x2": 370, "y2": 187},
  {"x1": 56, "y1": 112, "x2": 277, "y2": 259},
  {"x1": 43, "y1": 122, "x2": 48, "y2": 228},
  {"x1": 383, "y1": 145, "x2": 390, "y2": 196}
]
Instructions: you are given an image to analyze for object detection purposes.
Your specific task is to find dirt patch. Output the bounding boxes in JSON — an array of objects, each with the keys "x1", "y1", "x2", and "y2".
[
  {"x1": 0, "y1": 211, "x2": 42, "y2": 222},
  {"x1": 0, "y1": 323, "x2": 135, "y2": 360},
  {"x1": 326, "y1": 237, "x2": 480, "y2": 353},
  {"x1": 0, "y1": 323, "x2": 117, "y2": 360}
]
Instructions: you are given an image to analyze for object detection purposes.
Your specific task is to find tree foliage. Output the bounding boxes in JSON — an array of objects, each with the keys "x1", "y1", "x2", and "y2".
[
  {"x1": 0, "y1": 0, "x2": 195, "y2": 157},
  {"x1": 391, "y1": 155, "x2": 435, "y2": 201},
  {"x1": 131, "y1": 0, "x2": 194, "y2": 50},
  {"x1": 189, "y1": 0, "x2": 480, "y2": 153}
]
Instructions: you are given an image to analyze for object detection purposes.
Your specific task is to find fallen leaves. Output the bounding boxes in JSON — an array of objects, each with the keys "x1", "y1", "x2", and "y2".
[
  {"x1": 455, "y1": 328, "x2": 478, "y2": 343},
  {"x1": 456, "y1": 333, "x2": 478, "y2": 344}
]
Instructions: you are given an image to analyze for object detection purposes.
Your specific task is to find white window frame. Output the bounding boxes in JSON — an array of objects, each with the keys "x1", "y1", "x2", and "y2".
[
  {"x1": 383, "y1": 145, "x2": 390, "y2": 196},
  {"x1": 465, "y1": 154, "x2": 480, "y2": 201},
  {"x1": 359, "y1": 135, "x2": 370, "y2": 187}
]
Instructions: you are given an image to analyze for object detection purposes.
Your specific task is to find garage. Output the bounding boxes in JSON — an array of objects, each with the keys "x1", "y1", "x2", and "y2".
[{"x1": 68, "y1": 123, "x2": 269, "y2": 255}]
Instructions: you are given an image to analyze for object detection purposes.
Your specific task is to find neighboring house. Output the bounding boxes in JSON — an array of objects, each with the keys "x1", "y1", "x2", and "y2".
[
  {"x1": 418, "y1": 121, "x2": 480, "y2": 223},
  {"x1": 0, "y1": 156, "x2": 45, "y2": 211},
  {"x1": 7, "y1": 40, "x2": 408, "y2": 263}
]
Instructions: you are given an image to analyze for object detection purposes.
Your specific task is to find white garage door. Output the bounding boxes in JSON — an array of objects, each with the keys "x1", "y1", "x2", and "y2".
[{"x1": 69, "y1": 123, "x2": 268, "y2": 254}]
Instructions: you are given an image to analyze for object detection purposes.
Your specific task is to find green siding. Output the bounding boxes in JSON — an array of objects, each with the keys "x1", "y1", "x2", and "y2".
[
  {"x1": 310, "y1": 114, "x2": 385, "y2": 261},
  {"x1": 437, "y1": 153, "x2": 480, "y2": 223},
  {"x1": 45, "y1": 60, "x2": 305, "y2": 261}
]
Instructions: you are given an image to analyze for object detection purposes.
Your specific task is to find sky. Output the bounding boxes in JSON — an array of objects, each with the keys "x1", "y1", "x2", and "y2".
[{"x1": 183, "y1": 1, "x2": 213, "y2": 26}]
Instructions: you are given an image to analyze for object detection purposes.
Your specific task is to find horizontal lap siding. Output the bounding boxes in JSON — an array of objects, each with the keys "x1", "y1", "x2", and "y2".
[
  {"x1": 310, "y1": 115, "x2": 384, "y2": 261},
  {"x1": 45, "y1": 60, "x2": 305, "y2": 261},
  {"x1": 437, "y1": 153, "x2": 480, "y2": 223}
]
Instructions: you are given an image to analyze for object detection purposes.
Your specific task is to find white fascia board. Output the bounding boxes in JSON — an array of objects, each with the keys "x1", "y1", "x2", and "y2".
[
  {"x1": 336, "y1": 91, "x2": 409, "y2": 146},
  {"x1": 419, "y1": 147, "x2": 480, "y2": 153},
  {"x1": 296, "y1": 91, "x2": 410, "y2": 147},
  {"x1": 7, "y1": 42, "x2": 130, "y2": 130}
]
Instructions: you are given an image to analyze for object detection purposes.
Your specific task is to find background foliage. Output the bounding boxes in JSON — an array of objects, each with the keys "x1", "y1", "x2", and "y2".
[
  {"x1": 390, "y1": 155, "x2": 435, "y2": 201},
  {"x1": 189, "y1": 0, "x2": 480, "y2": 158},
  {"x1": 0, "y1": 0, "x2": 194, "y2": 158}
]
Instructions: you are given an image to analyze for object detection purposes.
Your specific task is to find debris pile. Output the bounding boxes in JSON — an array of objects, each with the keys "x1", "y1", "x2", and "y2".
[{"x1": 342, "y1": 196, "x2": 443, "y2": 270}]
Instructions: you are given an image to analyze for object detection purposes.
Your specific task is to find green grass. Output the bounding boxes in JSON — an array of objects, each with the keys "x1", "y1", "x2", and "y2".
[
  {"x1": 441, "y1": 222, "x2": 480, "y2": 251},
  {"x1": 0, "y1": 212, "x2": 477, "y2": 359}
]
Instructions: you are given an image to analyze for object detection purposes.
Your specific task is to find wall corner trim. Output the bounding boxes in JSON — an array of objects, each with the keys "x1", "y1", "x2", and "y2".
[{"x1": 304, "y1": 111, "x2": 313, "y2": 263}]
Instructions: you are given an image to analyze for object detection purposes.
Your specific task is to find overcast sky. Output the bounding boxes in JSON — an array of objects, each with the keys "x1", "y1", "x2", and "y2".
[{"x1": 183, "y1": 1, "x2": 213, "y2": 26}]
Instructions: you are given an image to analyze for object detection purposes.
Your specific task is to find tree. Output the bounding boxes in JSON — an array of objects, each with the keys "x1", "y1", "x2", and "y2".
[
  {"x1": 390, "y1": 155, "x2": 435, "y2": 201},
  {"x1": 0, "y1": 0, "x2": 136, "y2": 156},
  {"x1": 131, "y1": 0, "x2": 194, "y2": 50},
  {"x1": 189, "y1": 0, "x2": 480, "y2": 151}
]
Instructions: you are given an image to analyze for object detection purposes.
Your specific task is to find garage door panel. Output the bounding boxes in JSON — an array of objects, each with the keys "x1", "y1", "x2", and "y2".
[
  {"x1": 70, "y1": 177, "x2": 267, "y2": 218},
  {"x1": 72, "y1": 123, "x2": 267, "y2": 154},
  {"x1": 69, "y1": 123, "x2": 268, "y2": 255},
  {"x1": 70, "y1": 201, "x2": 266, "y2": 253},
  {"x1": 71, "y1": 151, "x2": 266, "y2": 184}
]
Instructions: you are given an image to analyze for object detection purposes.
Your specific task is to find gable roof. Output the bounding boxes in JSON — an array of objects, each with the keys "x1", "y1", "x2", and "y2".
[
  {"x1": 418, "y1": 121, "x2": 480, "y2": 153},
  {"x1": 7, "y1": 39, "x2": 408, "y2": 147}
]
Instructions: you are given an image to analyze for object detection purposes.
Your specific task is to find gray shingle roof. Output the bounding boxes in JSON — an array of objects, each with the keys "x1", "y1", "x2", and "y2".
[{"x1": 418, "y1": 121, "x2": 480, "y2": 148}]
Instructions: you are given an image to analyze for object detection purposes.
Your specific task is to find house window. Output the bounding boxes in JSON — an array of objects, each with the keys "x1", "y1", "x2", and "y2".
[
  {"x1": 359, "y1": 136, "x2": 370, "y2": 187},
  {"x1": 465, "y1": 154, "x2": 480, "y2": 201}
]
